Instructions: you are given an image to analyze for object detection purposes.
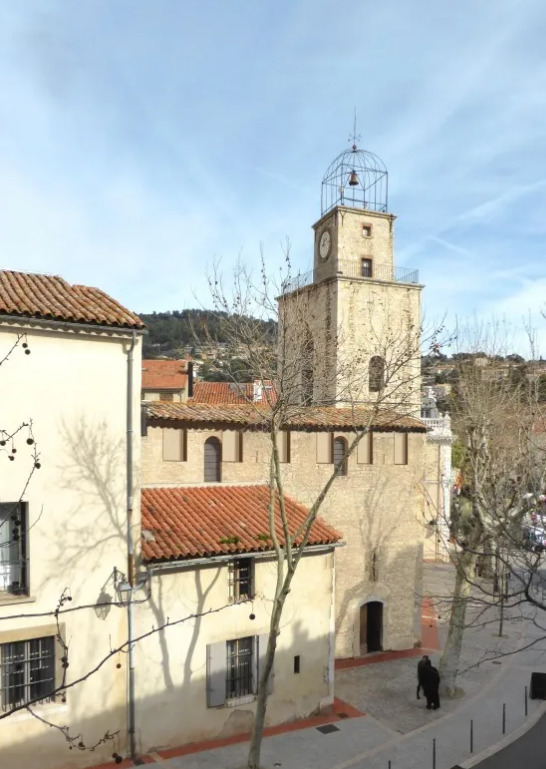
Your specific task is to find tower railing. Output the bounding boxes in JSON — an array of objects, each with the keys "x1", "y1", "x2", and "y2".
[{"x1": 281, "y1": 263, "x2": 419, "y2": 294}]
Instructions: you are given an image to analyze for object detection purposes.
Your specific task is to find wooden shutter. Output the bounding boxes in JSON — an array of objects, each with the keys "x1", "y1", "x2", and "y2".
[
  {"x1": 316, "y1": 433, "x2": 333, "y2": 463},
  {"x1": 357, "y1": 432, "x2": 373, "y2": 465},
  {"x1": 257, "y1": 634, "x2": 274, "y2": 695},
  {"x1": 162, "y1": 428, "x2": 185, "y2": 461},
  {"x1": 394, "y1": 433, "x2": 408, "y2": 465},
  {"x1": 223, "y1": 431, "x2": 242, "y2": 462},
  {"x1": 278, "y1": 431, "x2": 291, "y2": 463},
  {"x1": 204, "y1": 438, "x2": 222, "y2": 482},
  {"x1": 206, "y1": 641, "x2": 226, "y2": 707}
]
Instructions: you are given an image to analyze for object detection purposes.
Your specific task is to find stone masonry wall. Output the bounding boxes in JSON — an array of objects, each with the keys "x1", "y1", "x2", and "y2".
[{"x1": 142, "y1": 425, "x2": 425, "y2": 657}]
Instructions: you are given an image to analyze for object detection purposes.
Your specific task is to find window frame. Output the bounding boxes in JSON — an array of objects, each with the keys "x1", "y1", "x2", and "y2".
[
  {"x1": 362, "y1": 224, "x2": 373, "y2": 238},
  {"x1": 361, "y1": 257, "x2": 373, "y2": 278},
  {"x1": 226, "y1": 636, "x2": 254, "y2": 700},
  {"x1": 204, "y1": 436, "x2": 222, "y2": 482},
  {"x1": 0, "y1": 625, "x2": 63, "y2": 713},
  {"x1": 333, "y1": 436, "x2": 348, "y2": 476},
  {"x1": 369, "y1": 356, "x2": 386, "y2": 393},
  {"x1": 0, "y1": 502, "x2": 29, "y2": 597},
  {"x1": 228, "y1": 558, "x2": 254, "y2": 603}
]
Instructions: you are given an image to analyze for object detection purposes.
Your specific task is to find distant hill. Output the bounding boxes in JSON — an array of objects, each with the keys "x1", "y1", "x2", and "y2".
[{"x1": 139, "y1": 309, "x2": 276, "y2": 361}]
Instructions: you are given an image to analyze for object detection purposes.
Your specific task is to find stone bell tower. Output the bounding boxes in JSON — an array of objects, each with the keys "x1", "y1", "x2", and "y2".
[{"x1": 280, "y1": 139, "x2": 422, "y2": 414}]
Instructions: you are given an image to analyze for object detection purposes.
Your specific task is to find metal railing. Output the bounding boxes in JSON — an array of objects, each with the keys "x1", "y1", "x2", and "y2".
[{"x1": 281, "y1": 262, "x2": 419, "y2": 294}]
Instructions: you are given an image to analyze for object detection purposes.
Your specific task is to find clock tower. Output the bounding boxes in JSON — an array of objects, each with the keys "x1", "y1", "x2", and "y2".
[{"x1": 280, "y1": 140, "x2": 422, "y2": 414}]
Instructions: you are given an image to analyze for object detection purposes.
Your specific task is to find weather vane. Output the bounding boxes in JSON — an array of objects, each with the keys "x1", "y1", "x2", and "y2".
[{"x1": 348, "y1": 108, "x2": 361, "y2": 150}]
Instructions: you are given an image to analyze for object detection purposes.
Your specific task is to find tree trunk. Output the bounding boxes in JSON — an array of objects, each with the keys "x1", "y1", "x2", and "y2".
[
  {"x1": 439, "y1": 551, "x2": 476, "y2": 696},
  {"x1": 246, "y1": 587, "x2": 288, "y2": 769}
]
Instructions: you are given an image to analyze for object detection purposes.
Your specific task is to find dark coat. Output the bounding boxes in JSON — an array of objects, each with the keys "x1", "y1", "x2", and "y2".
[{"x1": 421, "y1": 664, "x2": 440, "y2": 696}]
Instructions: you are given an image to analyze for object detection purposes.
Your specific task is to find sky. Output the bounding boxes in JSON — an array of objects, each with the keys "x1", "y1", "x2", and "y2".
[{"x1": 1, "y1": 1, "x2": 546, "y2": 354}]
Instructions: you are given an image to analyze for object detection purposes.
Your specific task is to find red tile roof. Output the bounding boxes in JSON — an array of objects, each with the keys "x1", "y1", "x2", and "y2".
[
  {"x1": 142, "y1": 359, "x2": 188, "y2": 390},
  {"x1": 190, "y1": 381, "x2": 277, "y2": 405},
  {"x1": 144, "y1": 401, "x2": 425, "y2": 432},
  {"x1": 0, "y1": 270, "x2": 144, "y2": 329},
  {"x1": 141, "y1": 484, "x2": 341, "y2": 562}
]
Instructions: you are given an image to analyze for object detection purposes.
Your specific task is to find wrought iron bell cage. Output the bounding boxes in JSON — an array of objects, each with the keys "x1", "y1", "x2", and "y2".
[{"x1": 321, "y1": 144, "x2": 388, "y2": 216}]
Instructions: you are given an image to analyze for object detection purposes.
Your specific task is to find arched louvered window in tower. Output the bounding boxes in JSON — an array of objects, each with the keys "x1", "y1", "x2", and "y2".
[
  {"x1": 333, "y1": 436, "x2": 348, "y2": 477},
  {"x1": 369, "y1": 356, "x2": 386, "y2": 393},
  {"x1": 204, "y1": 437, "x2": 222, "y2": 482}
]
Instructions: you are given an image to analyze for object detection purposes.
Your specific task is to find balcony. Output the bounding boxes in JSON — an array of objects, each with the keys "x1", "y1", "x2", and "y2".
[{"x1": 281, "y1": 261, "x2": 419, "y2": 294}]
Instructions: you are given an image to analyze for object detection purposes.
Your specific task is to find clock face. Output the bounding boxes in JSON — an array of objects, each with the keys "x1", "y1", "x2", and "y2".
[{"x1": 319, "y1": 229, "x2": 331, "y2": 260}]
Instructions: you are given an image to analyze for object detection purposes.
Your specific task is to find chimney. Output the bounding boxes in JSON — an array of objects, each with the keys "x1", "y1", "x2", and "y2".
[
  {"x1": 187, "y1": 361, "x2": 194, "y2": 398},
  {"x1": 253, "y1": 380, "x2": 263, "y2": 403}
]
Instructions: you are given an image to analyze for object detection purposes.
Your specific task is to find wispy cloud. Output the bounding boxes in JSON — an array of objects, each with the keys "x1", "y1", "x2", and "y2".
[{"x1": 0, "y1": 0, "x2": 545, "y2": 347}]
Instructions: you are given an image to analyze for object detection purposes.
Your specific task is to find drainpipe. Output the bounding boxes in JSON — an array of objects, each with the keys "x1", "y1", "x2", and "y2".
[{"x1": 126, "y1": 330, "x2": 137, "y2": 761}]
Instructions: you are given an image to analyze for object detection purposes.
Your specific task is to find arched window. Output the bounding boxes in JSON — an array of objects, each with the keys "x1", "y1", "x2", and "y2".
[
  {"x1": 333, "y1": 437, "x2": 348, "y2": 476},
  {"x1": 369, "y1": 356, "x2": 386, "y2": 393},
  {"x1": 204, "y1": 437, "x2": 222, "y2": 482}
]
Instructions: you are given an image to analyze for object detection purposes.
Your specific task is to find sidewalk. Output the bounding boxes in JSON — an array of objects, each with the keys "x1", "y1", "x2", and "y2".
[{"x1": 92, "y1": 564, "x2": 546, "y2": 769}]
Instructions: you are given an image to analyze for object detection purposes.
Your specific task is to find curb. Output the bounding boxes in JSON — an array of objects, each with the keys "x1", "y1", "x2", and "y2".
[{"x1": 459, "y1": 699, "x2": 546, "y2": 768}]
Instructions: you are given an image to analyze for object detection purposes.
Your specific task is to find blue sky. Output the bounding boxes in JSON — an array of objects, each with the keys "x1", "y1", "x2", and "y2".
[{"x1": 1, "y1": 1, "x2": 546, "y2": 352}]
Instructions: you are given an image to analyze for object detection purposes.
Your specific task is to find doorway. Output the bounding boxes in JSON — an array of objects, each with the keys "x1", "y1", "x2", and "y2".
[{"x1": 359, "y1": 601, "x2": 383, "y2": 655}]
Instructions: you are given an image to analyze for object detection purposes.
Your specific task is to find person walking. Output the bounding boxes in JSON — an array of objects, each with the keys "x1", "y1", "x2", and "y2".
[
  {"x1": 416, "y1": 655, "x2": 429, "y2": 700},
  {"x1": 421, "y1": 658, "x2": 441, "y2": 710}
]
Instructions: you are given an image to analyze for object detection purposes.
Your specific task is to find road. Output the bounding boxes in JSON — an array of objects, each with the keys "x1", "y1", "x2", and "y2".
[{"x1": 475, "y1": 712, "x2": 546, "y2": 768}]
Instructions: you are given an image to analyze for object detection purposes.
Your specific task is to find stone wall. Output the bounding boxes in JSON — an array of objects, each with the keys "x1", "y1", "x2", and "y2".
[{"x1": 142, "y1": 424, "x2": 425, "y2": 657}]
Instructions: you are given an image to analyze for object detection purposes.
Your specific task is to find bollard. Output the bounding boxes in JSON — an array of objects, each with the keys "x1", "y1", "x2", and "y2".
[
  {"x1": 502, "y1": 702, "x2": 506, "y2": 734},
  {"x1": 525, "y1": 685, "x2": 528, "y2": 717},
  {"x1": 470, "y1": 719, "x2": 474, "y2": 753},
  {"x1": 432, "y1": 737, "x2": 436, "y2": 769}
]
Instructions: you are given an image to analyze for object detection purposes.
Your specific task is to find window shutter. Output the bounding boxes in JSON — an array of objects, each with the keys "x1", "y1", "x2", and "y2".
[
  {"x1": 223, "y1": 431, "x2": 242, "y2": 462},
  {"x1": 357, "y1": 432, "x2": 373, "y2": 464},
  {"x1": 162, "y1": 429, "x2": 185, "y2": 462},
  {"x1": 394, "y1": 433, "x2": 408, "y2": 465},
  {"x1": 278, "y1": 431, "x2": 290, "y2": 463},
  {"x1": 206, "y1": 642, "x2": 226, "y2": 707},
  {"x1": 257, "y1": 634, "x2": 274, "y2": 695},
  {"x1": 316, "y1": 433, "x2": 332, "y2": 463}
]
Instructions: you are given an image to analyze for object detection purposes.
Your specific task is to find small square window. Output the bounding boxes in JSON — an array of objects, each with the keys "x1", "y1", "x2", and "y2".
[
  {"x1": 362, "y1": 225, "x2": 372, "y2": 237},
  {"x1": 361, "y1": 258, "x2": 373, "y2": 278},
  {"x1": 228, "y1": 559, "x2": 253, "y2": 602}
]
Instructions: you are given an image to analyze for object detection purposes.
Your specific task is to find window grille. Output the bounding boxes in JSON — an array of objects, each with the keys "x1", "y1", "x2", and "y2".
[
  {"x1": 0, "y1": 503, "x2": 28, "y2": 595},
  {"x1": 228, "y1": 559, "x2": 253, "y2": 602},
  {"x1": 1, "y1": 637, "x2": 56, "y2": 712},
  {"x1": 226, "y1": 637, "x2": 253, "y2": 699}
]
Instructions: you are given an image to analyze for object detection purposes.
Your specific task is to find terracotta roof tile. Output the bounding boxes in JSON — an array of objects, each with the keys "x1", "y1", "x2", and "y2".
[
  {"x1": 190, "y1": 381, "x2": 277, "y2": 405},
  {"x1": 141, "y1": 484, "x2": 341, "y2": 562},
  {"x1": 0, "y1": 270, "x2": 144, "y2": 329},
  {"x1": 144, "y1": 401, "x2": 425, "y2": 432},
  {"x1": 142, "y1": 359, "x2": 188, "y2": 390}
]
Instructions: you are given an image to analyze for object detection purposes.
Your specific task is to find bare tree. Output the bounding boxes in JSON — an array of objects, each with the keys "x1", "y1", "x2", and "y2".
[
  {"x1": 437, "y1": 323, "x2": 545, "y2": 694},
  {"x1": 205, "y1": 253, "x2": 440, "y2": 769}
]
